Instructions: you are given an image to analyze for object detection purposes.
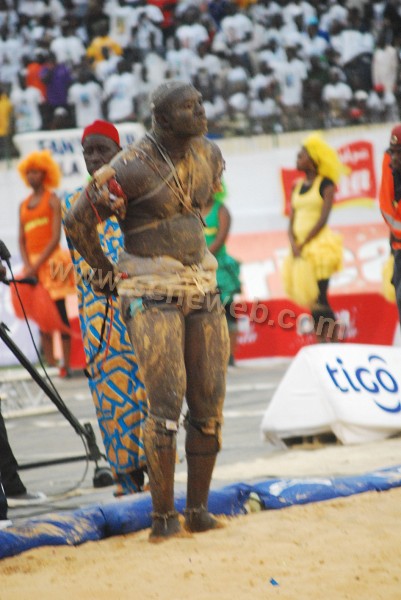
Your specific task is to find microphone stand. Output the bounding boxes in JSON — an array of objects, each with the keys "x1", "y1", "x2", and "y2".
[{"x1": 0, "y1": 275, "x2": 113, "y2": 487}]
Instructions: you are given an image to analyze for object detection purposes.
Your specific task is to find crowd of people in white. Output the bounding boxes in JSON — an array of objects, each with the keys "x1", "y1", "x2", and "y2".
[{"x1": 0, "y1": 0, "x2": 401, "y2": 154}]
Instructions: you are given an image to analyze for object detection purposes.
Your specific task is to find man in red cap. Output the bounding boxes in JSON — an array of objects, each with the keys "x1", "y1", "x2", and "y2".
[
  {"x1": 65, "y1": 82, "x2": 229, "y2": 543},
  {"x1": 379, "y1": 123, "x2": 401, "y2": 322},
  {"x1": 62, "y1": 119, "x2": 148, "y2": 497}
]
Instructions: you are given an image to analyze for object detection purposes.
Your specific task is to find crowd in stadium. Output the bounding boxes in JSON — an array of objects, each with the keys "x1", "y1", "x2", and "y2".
[{"x1": 0, "y1": 0, "x2": 400, "y2": 156}]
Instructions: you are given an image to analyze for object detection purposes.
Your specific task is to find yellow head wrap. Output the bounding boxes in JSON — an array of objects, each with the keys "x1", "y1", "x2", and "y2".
[
  {"x1": 303, "y1": 132, "x2": 348, "y2": 184},
  {"x1": 18, "y1": 150, "x2": 61, "y2": 190}
]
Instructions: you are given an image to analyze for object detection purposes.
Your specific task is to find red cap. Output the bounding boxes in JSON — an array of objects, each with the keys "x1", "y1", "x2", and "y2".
[
  {"x1": 81, "y1": 120, "x2": 120, "y2": 146},
  {"x1": 374, "y1": 84, "x2": 385, "y2": 93},
  {"x1": 390, "y1": 124, "x2": 401, "y2": 147}
]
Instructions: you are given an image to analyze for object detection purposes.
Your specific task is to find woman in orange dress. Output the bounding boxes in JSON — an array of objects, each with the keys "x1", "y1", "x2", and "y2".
[{"x1": 18, "y1": 150, "x2": 74, "y2": 376}]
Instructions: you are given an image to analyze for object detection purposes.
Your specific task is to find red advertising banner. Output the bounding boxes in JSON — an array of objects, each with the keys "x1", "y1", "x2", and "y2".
[
  {"x1": 281, "y1": 140, "x2": 377, "y2": 216},
  {"x1": 227, "y1": 222, "x2": 390, "y2": 300},
  {"x1": 235, "y1": 294, "x2": 399, "y2": 360}
]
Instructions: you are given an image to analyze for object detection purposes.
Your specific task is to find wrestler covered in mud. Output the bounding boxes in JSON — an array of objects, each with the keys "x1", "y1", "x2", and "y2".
[{"x1": 64, "y1": 81, "x2": 230, "y2": 542}]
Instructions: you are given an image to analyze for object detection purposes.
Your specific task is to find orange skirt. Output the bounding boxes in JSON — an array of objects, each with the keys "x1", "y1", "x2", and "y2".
[{"x1": 32, "y1": 247, "x2": 76, "y2": 301}]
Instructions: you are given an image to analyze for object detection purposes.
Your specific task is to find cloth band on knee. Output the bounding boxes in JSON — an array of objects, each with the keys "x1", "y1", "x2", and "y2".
[
  {"x1": 184, "y1": 413, "x2": 223, "y2": 451},
  {"x1": 144, "y1": 414, "x2": 179, "y2": 450},
  {"x1": 146, "y1": 413, "x2": 179, "y2": 435}
]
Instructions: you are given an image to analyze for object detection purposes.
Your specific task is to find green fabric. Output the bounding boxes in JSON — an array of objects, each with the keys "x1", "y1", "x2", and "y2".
[
  {"x1": 204, "y1": 200, "x2": 241, "y2": 304},
  {"x1": 214, "y1": 179, "x2": 227, "y2": 204}
]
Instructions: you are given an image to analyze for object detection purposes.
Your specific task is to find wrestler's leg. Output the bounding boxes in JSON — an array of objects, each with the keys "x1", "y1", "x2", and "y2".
[
  {"x1": 184, "y1": 296, "x2": 229, "y2": 532},
  {"x1": 121, "y1": 298, "x2": 186, "y2": 541}
]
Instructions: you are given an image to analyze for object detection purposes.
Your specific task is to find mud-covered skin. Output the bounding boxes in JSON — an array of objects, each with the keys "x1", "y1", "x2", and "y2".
[
  {"x1": 112, "y1": 137, "x2": 220, "y2": 264},
  {"x1": 121, "y1": 292, "x2": 229, "y2": 540},
  {"x1": 64, "y1": 83, "x2": 229, "y2": 541},
  {"x1": 64, "y1": 88, "x2": 224, "y2": 274}
]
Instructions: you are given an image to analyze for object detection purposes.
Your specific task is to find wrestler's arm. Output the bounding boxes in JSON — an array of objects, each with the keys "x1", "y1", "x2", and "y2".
[{"x1": 64, "y1": 184, "x2": 115, "y2": 276}]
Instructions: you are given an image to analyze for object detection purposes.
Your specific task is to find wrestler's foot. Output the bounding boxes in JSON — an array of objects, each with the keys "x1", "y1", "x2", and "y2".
[
  {"x1": 149, "y1": 511, "x2": 186, "y2": 543},
  {"x1": 184, "y1": 506, "x2": 225, "y2": 533}
]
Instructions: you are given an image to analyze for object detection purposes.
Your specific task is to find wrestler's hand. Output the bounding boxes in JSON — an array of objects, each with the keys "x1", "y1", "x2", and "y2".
[
  {"x1": 91, "y1": 166, "x2": 127, "y2": 220},
  {"x1": 108, "y1": 178, "x2": 127, "y2": 219}
]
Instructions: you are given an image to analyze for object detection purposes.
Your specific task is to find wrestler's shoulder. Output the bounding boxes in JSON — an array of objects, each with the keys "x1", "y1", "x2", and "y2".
[
  {"x1": 110, "y1": 138, "x2": 155, "y2": 170},
  {"x1": 192, "y1": 136, "x2": 222, "y2": 158}
]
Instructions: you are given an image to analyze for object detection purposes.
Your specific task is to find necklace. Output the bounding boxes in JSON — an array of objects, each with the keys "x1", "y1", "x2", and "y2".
[{"x1": 146, "y1": 132, "x2": 194, "y2": 213}]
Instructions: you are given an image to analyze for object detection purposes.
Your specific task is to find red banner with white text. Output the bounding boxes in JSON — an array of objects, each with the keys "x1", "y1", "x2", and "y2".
[{"x1": 281, "y1": 140, "x2": 378, "y2": 216}]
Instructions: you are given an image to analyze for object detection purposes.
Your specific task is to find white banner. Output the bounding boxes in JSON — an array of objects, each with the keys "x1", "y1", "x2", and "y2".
[
  {"x1": 13, "y1": 122, "x2": 146, "y2": 195},
  {"x1": 261, "y1": 344, "x2": 401, "y2": 444}
]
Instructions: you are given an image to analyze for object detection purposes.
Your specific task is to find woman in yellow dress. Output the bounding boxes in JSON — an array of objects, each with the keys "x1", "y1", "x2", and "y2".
[{"x1": 282, "y1": 133, "x2": 346, "y2": 342}]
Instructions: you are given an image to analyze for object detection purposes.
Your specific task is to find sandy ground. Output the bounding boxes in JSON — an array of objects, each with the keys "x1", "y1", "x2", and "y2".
[
  {"x1": 0, "y1": 486, "x2": 400, "y2": 600},
  {"x1": 2, "y1": 436, "x2": 401, "y2": 599}
]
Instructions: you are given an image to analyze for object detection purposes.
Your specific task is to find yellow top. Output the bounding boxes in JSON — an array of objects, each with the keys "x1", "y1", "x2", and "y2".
[
  {"x1": 86, "y1": 36, "x2": 123, "y2": 63},
  {"x1": 292, "y1": 176, "x2": 326, "y2": 244}
]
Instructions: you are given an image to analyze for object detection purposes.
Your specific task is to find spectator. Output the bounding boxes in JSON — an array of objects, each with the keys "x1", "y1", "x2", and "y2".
[
  {"x1": 367, "y1": 84, "x2": 399, "y2": 122},
  {"x1": 248, "y1": 59, "x2": 277, "y2": 97},
  {"x1": 0, "y1": 24, "x2": 22, "y2": 87},
  {"x1": 142, "y1": 33, "x2": 170, "y2": 88},
  {"x1": 322, "y1": 67, "x2": 353, "y2": 128},
  {"x1": 249, "y1": 86, "x2": 282, "y2": 134},
  {"x1": 0, "y1": 0, "x2": 396, "y2": 138},
  {"x1": 147, "y1": 0, "x2": 178, "y2": 45},
  {"x1": 349, "y1": 89, "x2": 369, "y2": 125},
  {"x1": 105, "y1": 0, "x2": 138, "y2": 50},
  {"x1": 303, "y1": 54, "x2": 330, "y2": 128},
  {"x1": 301, "y1": 16, "x2": 329, "y2": 59},
  {"x1": 0, "y1": 83, "x2": 13, "y2": 159},
  {"x1": 67, "y1": 68, "x2": 103, "y2": 128},
  {"x1": 174, "y1": 6, "x2": 210, "y2": 53},
  {"x1": 84, "y1": 0, "x2": 110, "y2": 42},
  {"x1": 226, "y1": 89, "x2": 251, "y2": 136},
  {"x1": 330, "y1": 15, "x2": 374, "y2": 91},
  {"x1": 129, "y1": 2, "x2": 164, "y2": 60},
  {"x1": 40, "y1": 52, "x2": 73, "y2": 130},
  {"x1": 134, "y1": 65, "x2": 153, "y2": 128},
  {"x1": 0, "y1": 402, "x2": 46, "y2": 512},
  {"x1": 10, "y1": 73, "x2": 44, "y2": 133},
  {"x1": 62, "y1": 120, "x2": 148, "y2": 495},
  {"x1": 202, "y1": 184, "x2": 241, "y2": 367},
  {"x1": 103, "y1": 59, "x2": 138, "y2": 122},
  {"x1": 25, "y1": 49, "x2": 48, "y2": 99},
  {"x1": 371, "y1": 30, "x2": 398, "y2": 95},
  {"x1": 86, "y1": 20, "x2": 122, "y2": 65},
  {"x1": 224, "y1": 54, "x2": 250, "y2": 98},
  {"x1": 94, "y1": 46, "x2": 121, "y2": 83},
  {"x1": 274, "y1": 41, "x2": 307, "y2": 131},
  {"x1": 50, "y1": 20, "x2": 86, "y2": 67},
  {"x1": 166, "y1": 35, "x2": 198, "y2": 82}
]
